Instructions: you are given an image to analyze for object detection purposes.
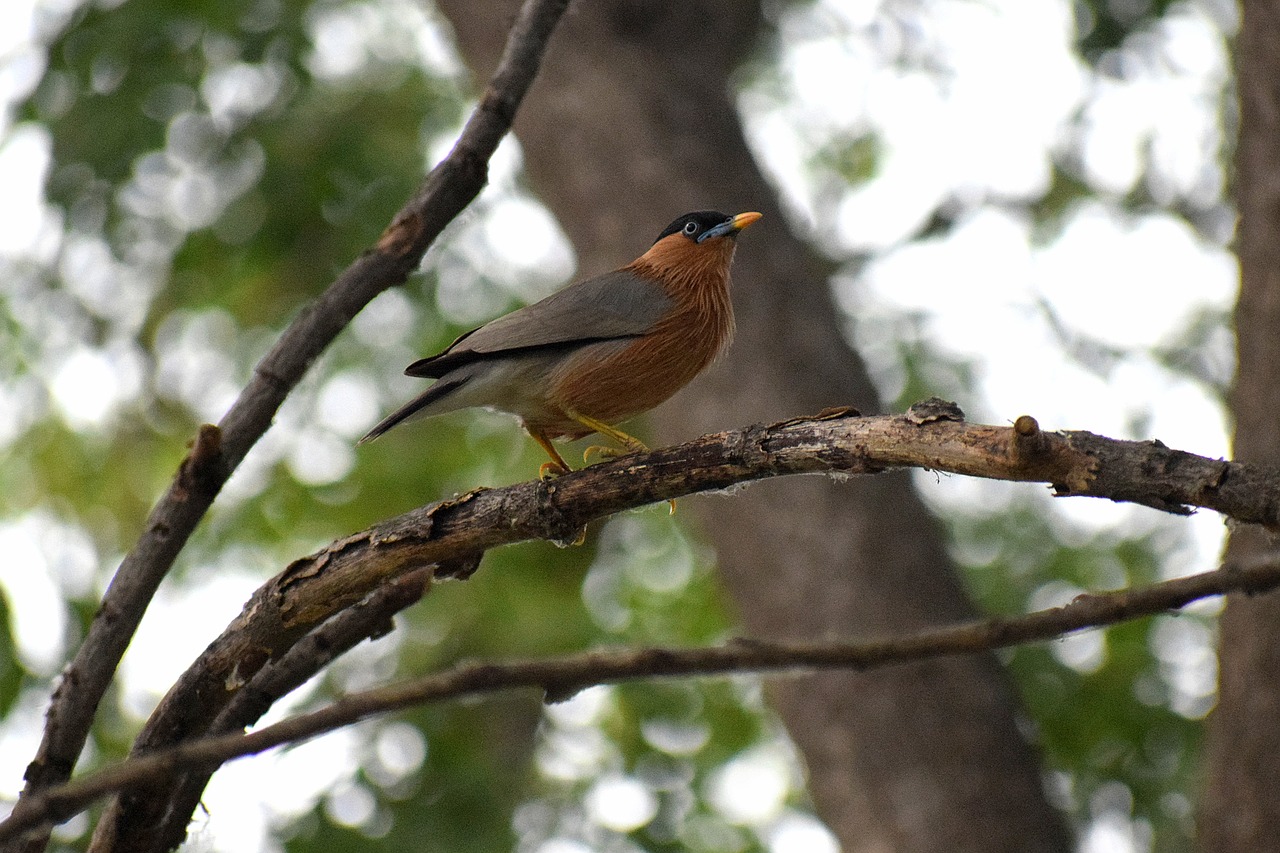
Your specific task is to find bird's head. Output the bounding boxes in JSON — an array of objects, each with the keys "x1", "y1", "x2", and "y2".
[
  {"x1": 653, "y1": 210, "x2": 763, "y2": 245},
  {"x1": 631, "y1": 210, "x2": 762, "y2": 288}
]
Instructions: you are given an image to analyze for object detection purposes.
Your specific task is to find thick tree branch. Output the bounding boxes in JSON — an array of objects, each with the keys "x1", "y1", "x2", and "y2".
[
  {"x1": 13, "y1": 1, "x2": 570, "y2": 850},
  {"x1": 6, "y1": 554, "x2": 1278, "y2": 843},
  {"x1": 61, "y1": 403, "x2": 1277, "y2": 846},
  {"x1": 119, "y1": 406, "x2": 1280, "y2": 758}
]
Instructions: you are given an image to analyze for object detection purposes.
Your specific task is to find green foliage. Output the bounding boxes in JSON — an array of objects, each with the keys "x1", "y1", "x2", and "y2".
[
  {"x1": 813, "y1": 133, "x2": 880, "y2": 187},
  {"x1": 0, "y1": 591, "x2": 20, "y2": 720}
]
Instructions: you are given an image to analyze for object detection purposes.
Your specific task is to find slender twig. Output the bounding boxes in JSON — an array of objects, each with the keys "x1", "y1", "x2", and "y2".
[
  {"x1": 12, "y1": 1, "x2": 571, "y2": 851},
  {"x1": 5, "y1": 555, "x2": 1277, "y2": 843}
]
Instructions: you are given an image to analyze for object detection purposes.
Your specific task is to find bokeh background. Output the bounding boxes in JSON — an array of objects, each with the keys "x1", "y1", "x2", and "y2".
[{"x1": 0, "y1": 0, "x2": 1238, "y2": 850}]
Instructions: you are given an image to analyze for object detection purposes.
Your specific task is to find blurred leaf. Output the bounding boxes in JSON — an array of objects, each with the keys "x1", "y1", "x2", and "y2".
[{"x1": 1075, "y1": 0, "x2": 1180, "y2": 58}]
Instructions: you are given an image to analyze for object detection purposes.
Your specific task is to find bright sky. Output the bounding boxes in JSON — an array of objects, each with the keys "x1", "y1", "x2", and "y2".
[{"x1": 0, "y1": 0, "x2": 1239, "y2": 850}]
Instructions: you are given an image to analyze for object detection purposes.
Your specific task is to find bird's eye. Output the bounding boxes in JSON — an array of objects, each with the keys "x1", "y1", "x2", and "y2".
[{"x1": 682, "y1": 221, "x2": 699, "y2": 235}]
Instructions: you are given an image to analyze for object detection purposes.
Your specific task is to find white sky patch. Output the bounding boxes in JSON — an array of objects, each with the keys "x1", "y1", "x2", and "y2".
[
  {"x1": 1034, "y1": 203, "x2": 1236, "y2": 350},
  {"x1": 1080, "y1": 809, "x2": 1151, "y2": 853},
  {"x1": 0, "y1": 5, "x2": 51, "y2": 140},
  {"x1": 325, "y1": 780, "x2": 378, "y2": 828},
  {"x1": 0, "y1": 124, "x2": 58, "y2": 260},
  {"x1": 585, "y1": 774, "x2": 658, "y2": 832},
  {"x1": 370, "y1": 720, "x2": 427, "y2": 785},
  {"x1": 767, "y1": 810, "x2": 841, "y2": 853},
  {"x1": 117, "y1": 568, "x2": 266, "y2": 722},
  {"x1": 0, "y1": 519, "x2": 68, "y2": 674},
  {"x1": 837, "y1": 71, "x2": 951, "y2": 250},
  {"x1": 0, "y1": 0, "x2": 38, "y2": 57},
  {"x1": 49, "y1": 348, "x2": 122, "y2": 429},
  {"x1": 482, "y1": 194, "x2": 575, "y2": 299},
  {"x1": 533, "y1": 840, "x2": 593, "y2": 853},
  {"x1": 152, "y1": 308, "x2": 245, "y2": 423},
  {"x1": 535, "y1": 724, "x2": 614, "y2": 784},
  {"x1": 544, "y1": 685, "x2": 613, "y2": 728},
  {"x1": 316, "y1": 369, "x2": 381, "y2": 440},
  {"x1": 794, "y1": 0, "x2": 1087, "y2": 252},
  {"x1": 0, "y1": 688, "x2": 64, "y2": 800},
  {"x1": 351, "y1": 287, "x2": 421, "y2": 352},
  {"x1": 305, "y1": 0, "x2": 462, "y2": 83},
  {"x1": 1054, "y1": 629, "x2": 1108, "y2": 674},
  {"x1": 1150, "y1": 614, "x2": 1217, "y2": 718},
  {"x1": 706, "y1": 743, "x2": 794, "y2": 826},
  {"x1": 192, "y1": 727, "x2": 365, "y2": 851},
  {"x1": 641, "y1": 717, "x2": 711, "y2": 756},
  {"x1": 287, "y1": 426, "x2": 356, "y2": 486}
]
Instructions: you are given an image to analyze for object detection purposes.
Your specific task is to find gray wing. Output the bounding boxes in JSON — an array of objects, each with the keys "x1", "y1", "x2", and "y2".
[{"x1": 407, "y1": 270, "x2": 671, "y2": 377}]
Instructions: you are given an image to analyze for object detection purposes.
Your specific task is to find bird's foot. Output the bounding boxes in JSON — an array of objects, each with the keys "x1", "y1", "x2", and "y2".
[
  {"x1": 582, "y1": 437, "x2": 648, "y2": 464},
  {"x1": 565, "y1": 412, "x2": 671, "y2": 512},
  {"x1": 582, "y1": 444, "x2": 623, "y2": 463}
]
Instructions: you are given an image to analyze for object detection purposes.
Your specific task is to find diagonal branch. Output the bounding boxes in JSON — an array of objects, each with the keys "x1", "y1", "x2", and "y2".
[
  {"x1": 6, "y1": 554, "x2": 1279, "y2": 843},
  {"x1": 13, "y1": 0, "x2": 571, "y2": 850},
  {"x1": 139, "y1": 567, "x2": 436, "y2": 853}
]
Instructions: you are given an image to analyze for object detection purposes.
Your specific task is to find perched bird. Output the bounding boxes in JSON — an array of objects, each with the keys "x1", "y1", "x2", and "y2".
[{"x1": 361, "y1": 210, "x2": 762, "y2": 479}]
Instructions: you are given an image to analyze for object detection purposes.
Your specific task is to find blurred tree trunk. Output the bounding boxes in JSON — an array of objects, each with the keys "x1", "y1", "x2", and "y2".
[
  {"x1": 1199, "y1": 0, "x2": 1280, "y2": 848},
  {"x1": 436, "y1": 2, "x2": 1071, "y2": 849}
]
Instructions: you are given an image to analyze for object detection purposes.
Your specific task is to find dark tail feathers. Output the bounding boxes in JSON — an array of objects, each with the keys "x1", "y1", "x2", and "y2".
[{"x1": 358, "y1": 376, "x2": 470, "y2": 445}]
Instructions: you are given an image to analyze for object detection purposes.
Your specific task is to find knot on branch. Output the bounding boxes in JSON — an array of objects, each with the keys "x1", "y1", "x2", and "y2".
[
  {"x1": 1010, "y1": 415, "x2": 1050, "y2": 463},
  {"x1": 176, "y1": 424, "x2": 224, "y2": 501}
]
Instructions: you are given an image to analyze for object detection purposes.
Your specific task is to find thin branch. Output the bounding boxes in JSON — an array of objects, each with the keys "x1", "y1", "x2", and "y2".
[
  {"x1": 13, "y1": 0, "x2": 571, "y2": 850},
  {"x1": 6, "y1": 555, "x2": 1278, "y2": 842}
]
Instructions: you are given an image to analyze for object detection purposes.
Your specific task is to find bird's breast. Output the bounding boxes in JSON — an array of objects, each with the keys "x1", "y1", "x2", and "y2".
[{"x1": 540, "y1": 276, "x2": 734, "y2": 436}]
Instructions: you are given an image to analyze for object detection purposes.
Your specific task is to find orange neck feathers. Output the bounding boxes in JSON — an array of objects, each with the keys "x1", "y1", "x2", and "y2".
[
  {"x1": 624, "y1": 232, "x2": 737, "y2": 359},
  {"x1": 626, "y1": 232, "x2": 739, "y2": 298}
]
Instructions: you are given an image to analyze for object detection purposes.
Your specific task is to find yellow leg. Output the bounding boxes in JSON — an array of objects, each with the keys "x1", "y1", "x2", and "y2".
[
  {"x1": 567, "y1": 410, "x2": 675, "y2": 515},
  {"x1": 527, "y1": 428, "x2": 587, "y2": 545},
  {"x1": 566, "y1": 410, "x2": 648, "y2": 462},
  {"x1": 528, "y1": 429, "x2": 571, "y2": 480}
]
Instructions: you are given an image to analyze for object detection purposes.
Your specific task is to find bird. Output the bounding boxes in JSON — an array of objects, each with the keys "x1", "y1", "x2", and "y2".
[{"x1": 360, "y1": 209, "x2": 762, "y2": 480}]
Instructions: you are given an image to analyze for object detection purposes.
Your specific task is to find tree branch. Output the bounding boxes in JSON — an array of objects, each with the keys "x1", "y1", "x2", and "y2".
[
  {"x1": 140, "y1": 567, "x2": 435, "y2": 853},
  {"x1": 50, "y1": 402, "x2": 1278, "y2": 846},
  {"x1": 6, "y1": 553, "x2": 1278, "y2": 843},
  {"x1": 13, "y1": 0, "x2": 571, "y2": 850}
]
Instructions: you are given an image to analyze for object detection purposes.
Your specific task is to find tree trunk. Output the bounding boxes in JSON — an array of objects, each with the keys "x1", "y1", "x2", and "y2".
[
  {"x1": 435, "y1": 2, "x2": 1071, "y2": 849},
  {"x1": 1199, "y1": 0, "x2": 1280, "y2": 847}
]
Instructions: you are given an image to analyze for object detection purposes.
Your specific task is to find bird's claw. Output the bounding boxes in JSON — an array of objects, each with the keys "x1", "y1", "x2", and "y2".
[
  {"x1": 583, "y1": 438, "x2": 648, "y2": 465},
  {"x1": 583, "y1": 444, "x2": 623, "y2": 463},
  {"x1": 539, "y1": 460, "x2": 571, "y2": 480}
]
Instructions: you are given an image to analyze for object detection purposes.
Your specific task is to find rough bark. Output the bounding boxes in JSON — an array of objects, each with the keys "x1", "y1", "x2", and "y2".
[
  {"x1": 1199, "y1": 0, "x2": 1280, "y2": 847},
  {"x1": 434, "y1": 2, "x2": 1072, "y2": 849}
]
